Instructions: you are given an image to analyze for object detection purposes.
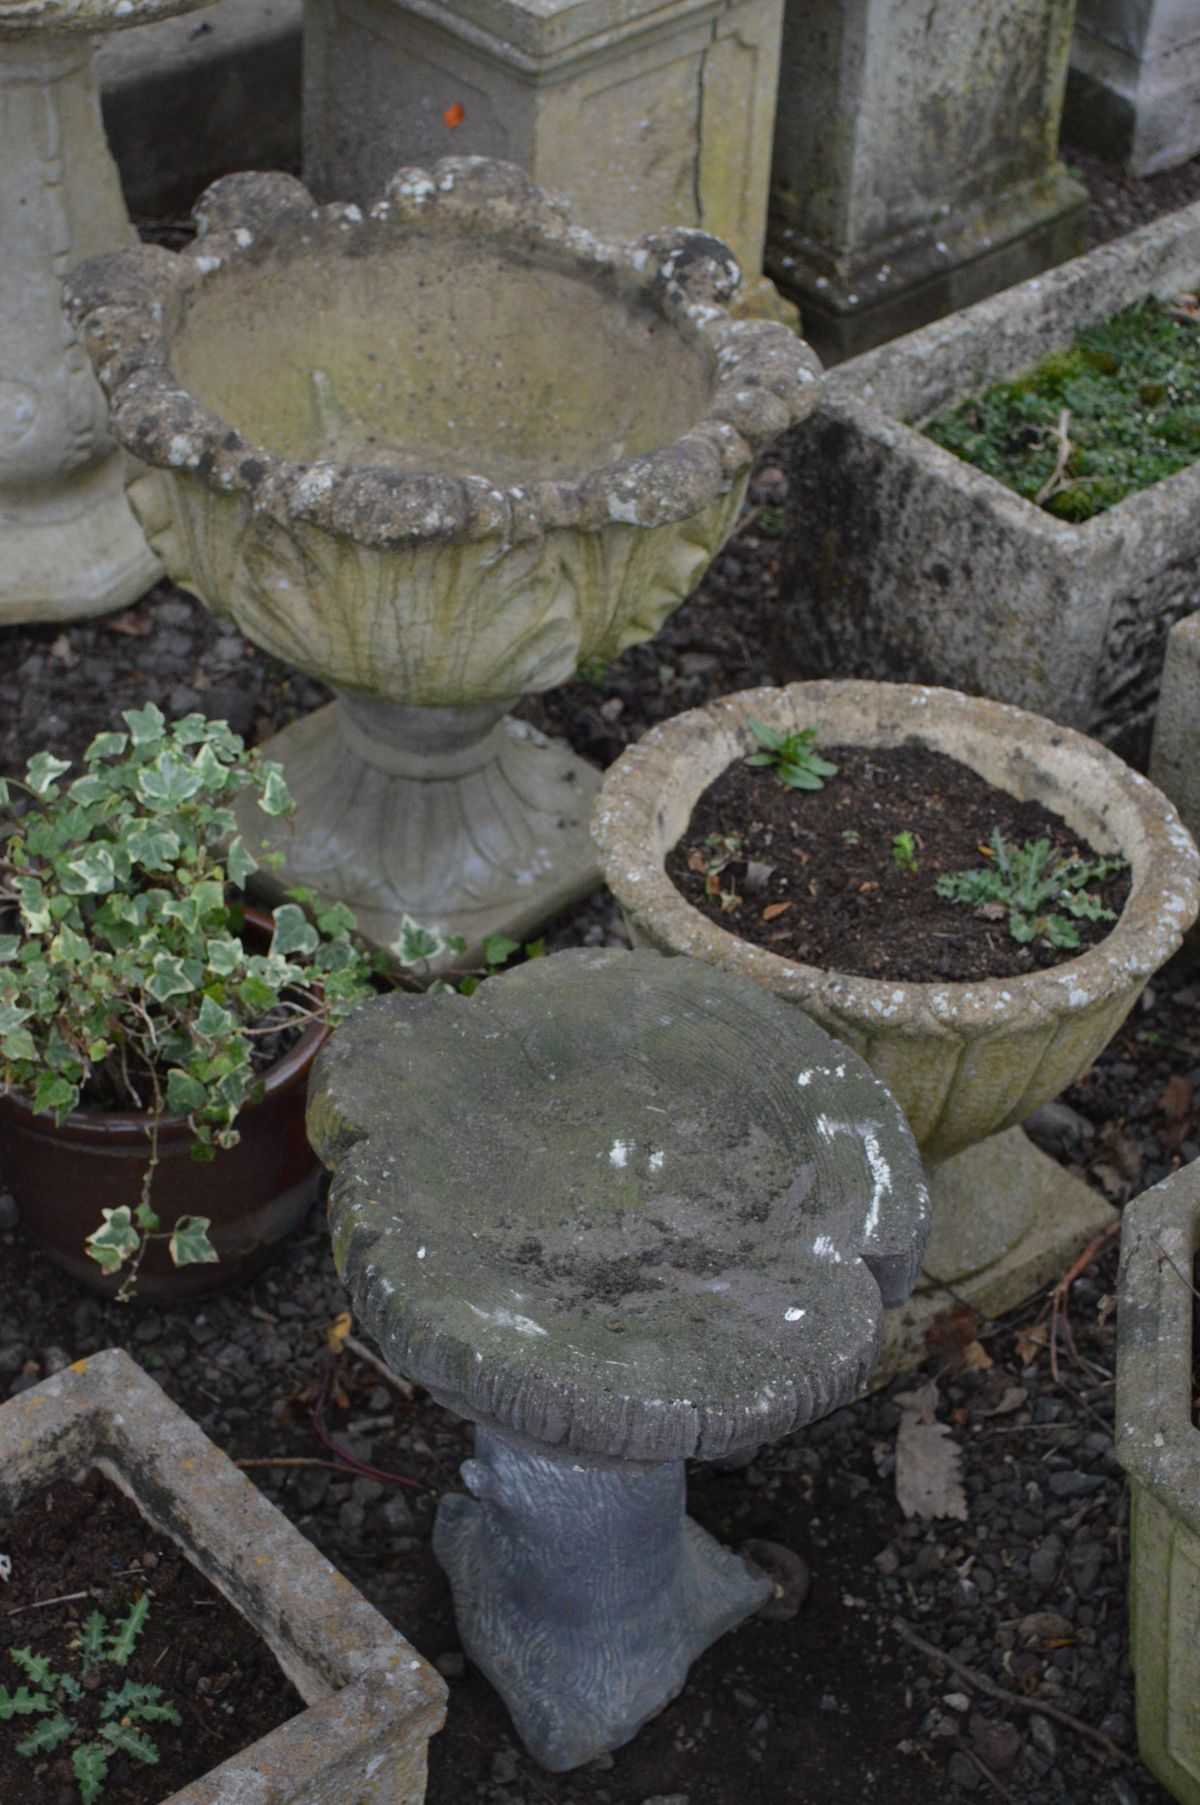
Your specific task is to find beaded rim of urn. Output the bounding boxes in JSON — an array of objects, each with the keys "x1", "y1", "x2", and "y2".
[
  {"x1": 591, "y1": 680, "x2": 1200, "y2": 1150},
  {"x1": 65, "y1": 158, "x2": 822, "y2": 549}
]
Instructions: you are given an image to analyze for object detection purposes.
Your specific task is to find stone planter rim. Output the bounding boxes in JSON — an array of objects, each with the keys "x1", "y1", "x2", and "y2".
[
  {"x1": 591, "y1": 679, "x2": 1200, "y2": 1037},
  {"x1": 65, "y1": 157, "x2": 820, "y2": 549},
  {"x1": 0, "y1": 1347, "x2": 447, "y2": 1801},
  {"x1": 1115, "y1": 1166, "x2": 1200, "y2": 1538},
  {"x1": 0, "y1": 0, "x2": 213, "y2": 35}
]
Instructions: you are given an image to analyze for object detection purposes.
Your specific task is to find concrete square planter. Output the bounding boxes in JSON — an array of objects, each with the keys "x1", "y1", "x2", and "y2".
[
  {"x1": 777, "y1": 200, "x2": 1200, "y2": 768},
  {"x1": 0, "y1": 1348, "x2": 446, "y2": 1803},
  {"x1": 1116, "y1": 1160, "x2": 1200, "y2": 1803}
]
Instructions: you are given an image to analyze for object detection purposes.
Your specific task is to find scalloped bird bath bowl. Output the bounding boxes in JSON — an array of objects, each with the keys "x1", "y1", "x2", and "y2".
[{"x1": 66, "y1": 157, "x2": 820, "y2": 964}]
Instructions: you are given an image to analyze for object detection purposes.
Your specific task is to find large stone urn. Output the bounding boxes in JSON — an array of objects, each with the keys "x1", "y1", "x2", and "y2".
[
  {"x1": 67, "y1": 158, "x2": 819, "y2": 964},
  {"x1": 593, "y1": 680, "x2": 1200, "y2": 1361},
  {"x1": 0, "y1": 0, "x2": 213, "y2": 623}
]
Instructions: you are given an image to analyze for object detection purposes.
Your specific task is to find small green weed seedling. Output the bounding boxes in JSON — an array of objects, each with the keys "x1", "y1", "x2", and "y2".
[
  {"x1": 935, "y1": 829, "x2": 1124, "y2": 950},
  {"x1": 892, "y1": 831, "x2": 919, "y2": 873},
  {"x1": 455, "y1": 933, "x2": 546, "y2": 996},
  {"x1": 745, "y1": 719, "x2": 838, "y2": 791},
  {"x1": 0, "y1": 1594, "x2": 181, "y2": 1804}
]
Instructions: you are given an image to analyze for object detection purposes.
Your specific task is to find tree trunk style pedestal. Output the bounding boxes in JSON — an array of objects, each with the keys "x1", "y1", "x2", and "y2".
[
  {"x1": 68, "y1": 157, "x2": 819, "y2": 968},
  {"x1": 308, "y1": 947, "x2": 930, "y2": 1770}
]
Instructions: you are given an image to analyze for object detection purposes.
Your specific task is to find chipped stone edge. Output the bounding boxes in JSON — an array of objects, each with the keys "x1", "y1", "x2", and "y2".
[
  {"x1": 591, "y1": 679, "x2": 1200, "y2": 1042},
  {"x1": 64, "y1": 156, "x2": 821, "y2": 549},
  {"x1": 0, "y1": 0, "x2": 213, "y2": 37},
  {"x1": 0, "y1": 1348, "x2": 447, "y2": 1802}
]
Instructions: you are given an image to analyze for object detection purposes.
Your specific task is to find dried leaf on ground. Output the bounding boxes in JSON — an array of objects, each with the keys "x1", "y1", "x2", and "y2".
[
  {"x1": 924, "y1": 1303, "x2": 979, "y2": 1362},
  {"x1": 894, "y1": 1382, "x2": 968, "y2": 1522},
  {"x1": 1014, "y1": 1323, "x2": 1049, "y2": 1366}
]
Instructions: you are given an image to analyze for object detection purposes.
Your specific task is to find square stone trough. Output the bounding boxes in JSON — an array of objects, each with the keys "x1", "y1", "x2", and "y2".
[
  {"x1": 777, "y1": 198, "x2": 1200, "y2": 769},
  {"x1": 1116, "y1": 1160, "x2": 1200, "y2": 1804},
  {"x1": 0, "y1": 1348, "x2": 446, "y2": 1804}
]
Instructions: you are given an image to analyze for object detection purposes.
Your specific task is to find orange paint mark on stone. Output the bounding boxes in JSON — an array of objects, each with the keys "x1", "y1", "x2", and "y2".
[{"x1": 443, "y1": 102, "x2": 466, "y2": 127}]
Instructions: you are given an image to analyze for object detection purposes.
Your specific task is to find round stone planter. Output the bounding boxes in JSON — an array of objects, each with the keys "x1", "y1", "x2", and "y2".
[
  {"x1": 593, "y1": 680, "x2": 1200, "y2": 1340},
  {"x1": 66, "y1": 157, "x2": 820, "y2": 966},
  {"x1": 0, "y1": 908, "x2": 328, "y2": 1299}
]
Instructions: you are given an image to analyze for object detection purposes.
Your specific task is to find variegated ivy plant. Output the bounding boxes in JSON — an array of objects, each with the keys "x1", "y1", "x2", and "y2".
[{"x1": 0, "y1": 704, "x2": 387, "y2": 1293}]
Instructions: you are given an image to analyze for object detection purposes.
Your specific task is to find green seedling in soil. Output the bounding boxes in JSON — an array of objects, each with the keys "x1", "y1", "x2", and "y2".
[
  {"x1": 0, "y1": 1594, "x2": 181, "y2": 1804},
  {"x1": 744, "y1": 719, "x2": 838, "y2": 791},
  {"x1": 924, "y1": 290, "x2": 1200, "y2": 521},
  {"x1": 935, "y1": 828, "x2": 1125, "y2": 950},
  {"x1": 892, "y1": 830, "x2": 919, "y2": 873},
  {"x1": 754, "y1": 505, "x2": 787, "y2": 537},
  {"x1": 574, "y1": 656, "x2": 610, "y2": 690}
]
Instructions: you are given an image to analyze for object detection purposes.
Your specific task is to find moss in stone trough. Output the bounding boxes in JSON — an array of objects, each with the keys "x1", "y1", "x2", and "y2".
[{"x1": 922, "y1": 292, "x2": 1200, "y2": 521}]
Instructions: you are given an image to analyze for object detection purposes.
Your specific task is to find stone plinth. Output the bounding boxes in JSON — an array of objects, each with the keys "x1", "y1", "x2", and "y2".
[
  {"x1": 0, "y1": 1349, "x2": 446, "y2": 1802},
  {"x1": 68, "y1": 157, "x2": 819, "y2": 966},
  {"x1": 767, "y1": 0, "x2": 1086, "y2": 362},
  {"x1": 1149, "y1": 612, "x2": 1200, "y2": 883},
  {"x1": 776, "y1": 200, "x2": 1200, "y2": 770},
  {"x1": 1067, "y1": 0, "x2": 1200, "y2": 176},
  {"x1": 308, "y1": 947, "x2": 929, "y2": 1769},
  {"x1": 1116, "y1": 1162, "x2": 1200, "y2": 1803},
  {"x1": 302, "y1": 0, "x2": 791, "y2": 321}
]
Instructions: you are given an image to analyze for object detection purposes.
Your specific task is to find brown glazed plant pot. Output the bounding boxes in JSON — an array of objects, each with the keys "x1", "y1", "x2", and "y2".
[{"x1": 0, "y1": 907, "x2": 329, "y2": 1300}]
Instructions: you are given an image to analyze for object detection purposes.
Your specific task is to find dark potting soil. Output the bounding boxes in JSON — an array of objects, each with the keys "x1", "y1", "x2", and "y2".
[
  {"x1": 0, "y1": 1469, "x2": 303, "y2": 1804},
  {"x1": 664, "y1": 741, "x2": 1132, "y2": 982}
]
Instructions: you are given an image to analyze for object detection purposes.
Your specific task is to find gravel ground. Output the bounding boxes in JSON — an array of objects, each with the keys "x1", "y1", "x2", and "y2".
[{"x1": 5, "y1": 147, "x2": 1200, "y2": 1805}]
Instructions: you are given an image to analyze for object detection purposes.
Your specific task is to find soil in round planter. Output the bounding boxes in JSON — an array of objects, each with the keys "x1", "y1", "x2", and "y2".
[
  {"x1": 0, "y1": 1468, "x2": 304, "y2": 1803},
  {"x1": 664, "y1": 741, "x2": 1131, "y2": 982}
]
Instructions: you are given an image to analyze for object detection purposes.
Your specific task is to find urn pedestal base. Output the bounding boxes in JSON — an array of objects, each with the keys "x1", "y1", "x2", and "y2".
[
  {"x1": 433, "y1": 1425, "x2": 771, "y2": 1772},
  {"x1": 239, "y1": 695, "x2": 602, "y2": 968},
  {"x1": 2, "y1": 457, "x2": 161, "y2": 625},
  {"x1": 877, "y1": 1126, "x2": 1116, "y2": 1382}
]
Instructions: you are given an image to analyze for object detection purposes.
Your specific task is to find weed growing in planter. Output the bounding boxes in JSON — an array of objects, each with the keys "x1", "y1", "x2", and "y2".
[
  {"x1": 924, "y1": 292, "x2": 1200, "y2": 520},
  {"x1": 892, "y1": 831, "x2": 919, "y2": 873},
  {"x1": 745, "y1": 719, "x2": 838, "y2": 790},
  {"x1": 0, "y1": 706, "x2": 380, "y2": 1290},
  {"x1": 936, "y1": 829, "x2": 1125, "y2": 949},
  {"x1": 0, "y1": 1595, "x2": 180, "y2": 1803}
]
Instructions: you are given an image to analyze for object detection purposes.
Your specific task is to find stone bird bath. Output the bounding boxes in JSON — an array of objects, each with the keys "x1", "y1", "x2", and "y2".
[
  {"x1": 307, "y1": 947, "x2": 930, "y2": 1770},
  {"x1": 67, "y1": 158, "x2": 820, "y2": 964},
  {"x1": 0, "y1": 0, "x2": 213, "y2": 622}
]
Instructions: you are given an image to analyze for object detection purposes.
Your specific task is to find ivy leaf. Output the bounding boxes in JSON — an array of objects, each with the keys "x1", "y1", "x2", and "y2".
[
  {"x1": 31, "y1": 1072, "x2": 77, "y2": 1119},
  {"x1": 257, "y1": 768, "x2": 293, "y2": 816},
  {"x1": 85, "y1": 1207, "x2": 141, "y2": 1273},
  {"x1": 169, "y1": 1216, "x2": 218, "y2": 1267},
  {"x1": 226, "y1": 835, "x2": 258, "y2": 888},
  {"x1": 392, "y1": 915, "x2": 445, "y2": 967},
  {"x1": 84, "y1": 730, "x2": 129, "y2": 763},
  {"x1": 124, "y1": 825, "x2": 180, "y2": 870},
  {"x1": 206, "y1": 935, "x2": 243, "y2": 977},
  {"x1": 1, "y1": 1027, "x2": 38, "y2": 1063},
  {"x1": 123, "y1": 702, "x2": 166, "y2": 746},
  {"x1": 145, "y1": 953, "x2": 194, "y2": 1003},
  {"x1": 64, "y1": 847, "x2": 117, "y2": 895},
  {"x1": 0, "y1": 935, "x2": 18, "y2": 962},
  {"x1": 482, "y1": 935, "x2": 520, "y2": 968},
  {"x1": 137, "y1": 754, "x2": 204, "y2": 807},
  {"x1": 25, "y1": 751, "x2": 72, "y2": 797},
  {"x1": 270, "y1": 903, "x2": 319, "y2": 958},
  {"x1": 165, "y1": 1069, "x2": 208, "y2": 1116}
]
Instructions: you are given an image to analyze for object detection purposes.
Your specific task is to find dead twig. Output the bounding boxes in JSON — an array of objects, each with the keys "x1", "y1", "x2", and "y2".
[
  {"x1": 892, "y1": 1618, "x2": 1130, "y2": 1766},
  {"x1": 1049, "y1": 1220, "x2": 1120, "y2": 1383},
  {"x1": 343, "y1": 1331, "x2": 415, "y2": 1400},
  {"x1": 1033, "y1": 409, "x2": 1075, "y2": 506},
  {"x1": 962, "y1": 1746, "x2": 1023, "y2": 1804},
  {"x1": 234, "y1": 1457, "x2": 346, "y2": 1472}
]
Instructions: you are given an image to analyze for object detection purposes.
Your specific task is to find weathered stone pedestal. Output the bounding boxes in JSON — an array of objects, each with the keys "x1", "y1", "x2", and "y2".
[
  {"x1": 0, "y1": 32, "x2": 164, "y2": 623},
  {"x1": 308, "y1": 948, "x2": 930, "y2": 1769},
  {"x1": 239, "y1": 696, "x2": 601, "y2": 961},
  {"x1": 302, "y1": 0, "x2": 793, "y2": 321},
  {"x1": 435, "y1": 1427, "x2": 770, "y2": 1771},
  {"x1": 1067, "y1": 0, "x2": 1200, "y2": 176},
  {"x1": 766, "y1": 0, "x2": 1086, "y2": 361},
  {"x1": 69, "y1": 157, "x2": 818, "y2": 967},
  {"x1": 1149, "y1": 612, "x2": 1200, "y2": 951}
]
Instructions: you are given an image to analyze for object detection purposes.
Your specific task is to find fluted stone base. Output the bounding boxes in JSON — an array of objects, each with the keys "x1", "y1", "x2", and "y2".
[
  {"x1": 238, "y1": 695, "x2": 601, "y2": 968},
  {"x1": 434, "y1": 1425, "x2": 771, "y2": 1771},
  {"x1": 876, "y1": 1126, "x2": 1115, "y2": 1380}
]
